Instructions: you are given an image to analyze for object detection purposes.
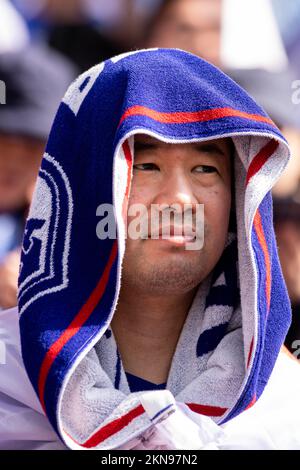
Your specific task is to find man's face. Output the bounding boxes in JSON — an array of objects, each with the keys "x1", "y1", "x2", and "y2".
[
  {"x1": 0, "y1": 133, "x2": 44, "y2": 212},
  {"x1": 145, "y1": 0, "x2": 222, "y2": 67},
  {"x1": 121, "y1": 134, "x2": 233, "y2": 295}
]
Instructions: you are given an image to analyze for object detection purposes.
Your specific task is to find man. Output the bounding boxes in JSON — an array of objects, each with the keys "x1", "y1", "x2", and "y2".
[
  {"x1": 111, "y1": 134, "x2": 233, "y2": 387},
  {"x1": 0, "y1": 48, "x2": 300, "y2": 450}
]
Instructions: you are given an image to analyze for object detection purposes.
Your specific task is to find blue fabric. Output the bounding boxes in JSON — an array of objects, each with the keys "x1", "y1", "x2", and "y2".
[
  {"x1": 17, "y1": 48, "x2": 291, "y2": 435},
  {"x1": 125, "y1": 372, "x2": 167, "y2": 393}
]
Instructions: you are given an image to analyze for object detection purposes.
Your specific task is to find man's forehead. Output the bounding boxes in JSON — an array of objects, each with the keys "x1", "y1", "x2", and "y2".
[{"x1": 133, "y1": 133, "x2": 232, "y2": 148}]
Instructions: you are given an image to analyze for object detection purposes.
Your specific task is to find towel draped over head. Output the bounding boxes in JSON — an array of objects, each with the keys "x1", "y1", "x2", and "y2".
[{"x1": 18, "y1": 48, "x2": 291, "y2": 449}]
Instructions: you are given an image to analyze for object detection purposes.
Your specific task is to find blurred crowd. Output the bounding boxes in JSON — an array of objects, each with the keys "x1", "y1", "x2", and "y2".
[{"x1": 0, "y1": 0, "x2": 299, "y2": 355}]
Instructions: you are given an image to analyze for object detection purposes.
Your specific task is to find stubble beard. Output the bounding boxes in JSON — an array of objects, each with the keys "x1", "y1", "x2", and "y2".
[{"x1": 121, "y1": 245, "x2": 209, "y2": 295}]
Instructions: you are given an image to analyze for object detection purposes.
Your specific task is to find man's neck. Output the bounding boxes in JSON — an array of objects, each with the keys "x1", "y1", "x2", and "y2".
[{"x1": 110, "y1": 283, "x2": 197, "y2": 384}]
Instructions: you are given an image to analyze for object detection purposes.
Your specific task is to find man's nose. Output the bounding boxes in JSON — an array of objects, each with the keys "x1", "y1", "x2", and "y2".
[{"x1": 153, "y1": 171, "x2": 199, "y2": 208}]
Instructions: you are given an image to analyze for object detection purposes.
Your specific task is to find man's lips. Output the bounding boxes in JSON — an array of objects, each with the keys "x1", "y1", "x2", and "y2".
[
  {"x1": 156, "y1": 235, "x2": 196, "y2": 246},
  {"x1": 147, "y1": 225, "x2": 196, "y2": 242}
]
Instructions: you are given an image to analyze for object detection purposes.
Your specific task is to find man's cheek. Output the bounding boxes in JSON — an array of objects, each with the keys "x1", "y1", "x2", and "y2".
[{"x1": 185, "y1": 204, "x2": 205, "y2": 251}]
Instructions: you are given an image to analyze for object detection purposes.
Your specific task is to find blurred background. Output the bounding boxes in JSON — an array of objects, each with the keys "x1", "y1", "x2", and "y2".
[{"x1": 0, "y1": 0, "x2": 299, "y2": 356}]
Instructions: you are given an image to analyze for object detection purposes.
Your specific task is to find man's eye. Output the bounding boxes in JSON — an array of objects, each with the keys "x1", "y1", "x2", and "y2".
[
  {"x1": 193, "y1": 165, "x2": 217, "y2": 174},
  {"x1": 133, "y1": 163, "x2": 159, "y2": 171}
]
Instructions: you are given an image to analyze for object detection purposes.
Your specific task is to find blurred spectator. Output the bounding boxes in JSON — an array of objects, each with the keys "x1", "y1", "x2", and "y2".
[
  {"x1": 12, "y1": 0, "x2": 148, "y2": 72},
  {"x1": 0, "y1": 45, "x2": 76, "y2": 309},
  {"x1": 274, "y1": 196, "x2": 300, "y2": 356},
  {"x1": 13, "y1": 0, "x2": 161, "y2": 44},
  {"x1": 46, "y1": 0, "x2": 158, "y2": 71},
  {"x1": 141, "y1": 0, "x2": 222, "y2": 67},
  {"x1": 48, "y1": 24, "x2": 125, "y2": 72},
  {"x1": 141, "y1": 0, "x2": 288, "y2": 72}
]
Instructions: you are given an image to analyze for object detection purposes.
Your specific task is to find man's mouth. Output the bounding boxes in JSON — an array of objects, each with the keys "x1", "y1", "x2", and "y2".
[
  {"x1": 148, "y1": 225, "x2": 197, "y2": 244},
  {"x1": 156, "y1": 234, "x2": 196, "y2": 246}
]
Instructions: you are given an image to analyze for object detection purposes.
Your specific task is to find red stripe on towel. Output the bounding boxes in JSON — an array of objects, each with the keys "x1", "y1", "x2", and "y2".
[
  {"x1": 186, "y1": 403, "x2": 227, "y2": 417},
  {"x1": 38, "y1": 241, "x2": 118, "y2": 411},
  {"x1": 82, "y1": 401, "x2": 228, "y2": 447},
  {"x1": 246, "y1": 140, "x2": 279, "y2": 185},
  {"x1": 118, "y1": 105, "x2": 275, "y2": 127},
  {"x1": 247, "y1": 337, "x2": 254, "y2": 369},
  {"x1": 253, "y1": 210, "x2": 271, "y2": 312},
  {"x1": 82, "y1": 404, "x2": 146, "y2": 448},
  {"x1": 245, "y1": 394, "x2": 257, "y2": 410}
]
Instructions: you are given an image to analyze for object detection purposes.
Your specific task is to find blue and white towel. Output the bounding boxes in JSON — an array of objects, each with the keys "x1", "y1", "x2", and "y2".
[{"x1": 18, "y1": 48, "x2": 291, "y2": 449}]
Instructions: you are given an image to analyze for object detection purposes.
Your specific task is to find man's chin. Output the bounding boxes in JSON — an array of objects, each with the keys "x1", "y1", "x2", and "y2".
[{"x1": 135, "y1": 261, "x2": 206, "y2": 294}]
